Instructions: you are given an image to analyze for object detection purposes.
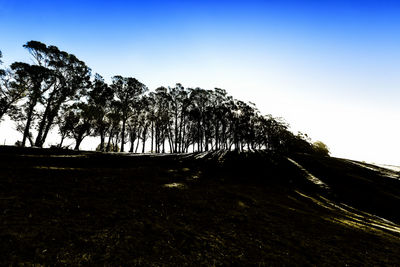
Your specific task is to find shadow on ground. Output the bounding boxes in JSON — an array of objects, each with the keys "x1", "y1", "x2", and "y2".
[{"x1": 0, "y1": 146, "x2": 399, "y2": 265}]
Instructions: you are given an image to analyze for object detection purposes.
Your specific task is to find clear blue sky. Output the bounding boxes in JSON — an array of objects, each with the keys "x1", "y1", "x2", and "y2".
[{"x1": 1, "y1": 0, "x2": 399, "y2": 164}]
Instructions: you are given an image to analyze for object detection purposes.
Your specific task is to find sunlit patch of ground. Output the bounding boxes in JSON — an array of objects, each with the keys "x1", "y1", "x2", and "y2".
[
  {"x1": 377, "y1": 164, "x2": 400, "y2": 172},
  {"x1": 32, "y1": 166, "x2": 86, "y2": 171},
  {"x1": 287, "y1": 158, "x2": 329, "y2": 189},
  {"x1": 22, "y1": 154, "x2": 89, "y2": 158},
  {"x1": 296, "y1": 191, "x2": 400, "y2": 236},
  {"x1": 347, "y1": 160, "x2": 400, "y2": 180},
  {"x1": 163, "y1": 182, "x2": 186, "y2": 189}
]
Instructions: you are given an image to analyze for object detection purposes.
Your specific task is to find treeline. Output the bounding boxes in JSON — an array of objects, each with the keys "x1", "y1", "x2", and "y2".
[{"x1": 0, "y1": 41, "x2": 329, "y2": 155}]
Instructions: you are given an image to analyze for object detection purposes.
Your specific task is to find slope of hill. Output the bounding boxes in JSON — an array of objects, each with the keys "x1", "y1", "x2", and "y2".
[{"x1": 0, "y1": 146, "x2": 399, "y2": 265}]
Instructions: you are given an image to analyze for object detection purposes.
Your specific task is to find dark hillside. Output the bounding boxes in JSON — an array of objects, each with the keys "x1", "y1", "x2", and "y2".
[
  {"x1": 290, "y1": 153, "x2": 400, "y2": 223},
  {"x1": 0, "y1": 146, "x2": 399, "y2": 265}
]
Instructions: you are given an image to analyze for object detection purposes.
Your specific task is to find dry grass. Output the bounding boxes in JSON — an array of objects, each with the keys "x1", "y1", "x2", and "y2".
[{"x1": 0, "y1": 146, "x2": 399, "y2": 265}]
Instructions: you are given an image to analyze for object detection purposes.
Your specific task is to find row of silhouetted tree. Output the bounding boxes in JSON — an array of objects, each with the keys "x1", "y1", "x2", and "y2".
[{"x1": 0, "y1": 41, "x2": 329, "y2": 155}]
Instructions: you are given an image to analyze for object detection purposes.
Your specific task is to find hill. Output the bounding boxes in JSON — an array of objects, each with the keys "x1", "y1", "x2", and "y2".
[{"x1": 0, "y1": 146, "x2": 399, "y2": 265}]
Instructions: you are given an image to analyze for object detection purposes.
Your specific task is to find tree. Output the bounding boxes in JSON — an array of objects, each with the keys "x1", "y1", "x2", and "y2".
[
  {"x1": 165, "y1": 83, "x2": 190, "y2": 153},
  {"x1": 88, "y1": 74, "x2": 114, "y2": 151},
  {"x1": 111, "y1": 76, "x2": 147, "y2": 152},
  {"x1": 69, "y1": 103, "x2": 94, "y2": 150},
  {"x1": 4, "y1": 41, "x2": 321, "y2": 155},
  {"x1": 147, "y1": 92, "x2": 157, "y2": 152},
  {"x1": 153, "y1": 87, "x2": 170, "y2": 153},
  {"x1": 0, "y1": 53, "x2": 28, "y2": 122},
  {"x1": 10, "y1": 62, "x2": 52, "y2": 146},
  {"x1": 21, "y1": 41, "x2": 92, "y2": 147},
  {"x1": 56, "y1": 101, "x2": 94, "y2": 151},
  {"x1": 138, "y1": 96, "x2": 152, "y2": 153},
  {"x1": 188, "y1": 87, "x2": 210, "y2": 152},
  {"x1": 55, "y1": 105, "x2": 75, "y2": 148},
  {"x1": 105, "y1": 101, "x2": 122, "y2": 152}
]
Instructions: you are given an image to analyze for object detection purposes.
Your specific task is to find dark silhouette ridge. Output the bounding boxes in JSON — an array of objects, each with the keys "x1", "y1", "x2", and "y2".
[{"x1": 1, "y1": 41, "x2": 329, "y2": 156}]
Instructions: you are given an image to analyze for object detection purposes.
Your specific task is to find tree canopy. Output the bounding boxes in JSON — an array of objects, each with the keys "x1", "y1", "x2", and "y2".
[{"x1": 0, "y1": 41, "x2": 328, "y2": 156}]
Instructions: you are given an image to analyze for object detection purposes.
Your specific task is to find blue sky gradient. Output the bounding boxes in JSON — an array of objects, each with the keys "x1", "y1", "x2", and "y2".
[{"x1": 1, "y1": 0, "x2": 399, "y2": 164}]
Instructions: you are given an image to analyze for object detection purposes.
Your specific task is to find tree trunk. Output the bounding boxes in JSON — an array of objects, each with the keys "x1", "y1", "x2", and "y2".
[
  {"x1": 35, "y1": 108, "x2": 50, "y2": 147},
  {"x1": 174, "y1": 109, "x2": 178, "y2": 153},
  {"x1": 106, "y1": 128, "x2": 114, "y2": 152},
  {"x1": 35, "y1": 90, "x2": 57, "y2": 147},
  {"x1": 135, "y1": 132, "x2": 141, "y2": 153},
  {"x1": 58, "y1": 134, "x2": 66, "y2": 148},
  {"x1": 22, "y1": 102, "x2": 36, "y2": 147},
  {"x1": 167, "y1": 123, "x2": 174, "y2": 153},
  {"x1": 215, "y1": 120, "x2": 219, "y2": 150},
  {"x1": 27, "y1": 134, "x2": 34, "y2": 147},
  {"x1": 99, "y1": 133, "x2": 105, "y2": 151},
  {"x1": 40, "y1": 110, "x2": 59, "y2": 147},
  {"x1": 178, "y1": 113, "x2": 183, "y2": 153},
  {"x1": 142, "y1": 126, "x2": 147, "y2": 153},
  {"x1": 121, "y1": 116, "x2": 126, "y2": 152},
  {"x1": 142, "y1": 137, "x2": 146, "y2": 153},
  {"x1": 162, "y1": 127, "x2": 165, "y2": 153},
  {"x1": 129, "y1": 138, "x2": 134, "y2": 153},
  {"x1": 114, "y1": 131, "x2": 120, "y2": 152},
  {"x1": 74, "y1": 137, "x2": 82, "y2": 151}
]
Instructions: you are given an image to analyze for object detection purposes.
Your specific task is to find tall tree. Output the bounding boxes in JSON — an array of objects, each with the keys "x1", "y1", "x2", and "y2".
[
  {"x1": 88, "y1": 74, "x2": 114, "y2": 151},
  {"x1": 112, "y1": 76, "x2": 147, "y2": 152},
  {"x1": 105, "y1": 101, "x2": 122, "y2": 152},
  {"x1": 10, "y1": 62, "x2": 52, "y2": 146},
  {"x1": 21, "y1": 41, "x2": 91, "y2": 147},
  {"x1": 153, "y1": 87, "x2": 171, "y2": 153}
]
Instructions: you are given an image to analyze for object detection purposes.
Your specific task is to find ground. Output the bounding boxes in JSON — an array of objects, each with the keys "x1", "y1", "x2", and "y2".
[{"x1": 0, "y1": 146, "x2": 399, "y2": 265}]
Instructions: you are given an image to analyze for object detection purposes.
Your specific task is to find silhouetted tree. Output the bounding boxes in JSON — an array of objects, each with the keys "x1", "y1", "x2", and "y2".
[
  {"x1": 68, "y1": 102, "x2": 94, "y2": 150},
  {"x1": 21, "y1": 41, "x2": 91, "y2": 147},
  {"x1": 147, "y1": 92, "x2": 157, "y2": 152},
  {"x1": 0, "y1": 54, "x2": 29, "y2": 122},
  {"x1": 10, "y1": 62, "x2": 52, "y2": 146},
  {"x1": 313, "y1": 141, "x2": 330, "y2": 156},
  {"x1": 188, "y1": 87, "x2": 210, "y2": 152},
  {"x1": 111, "y1": 76, "x2": 147, "y2": 152},
  {"x1": 55, "y1": 105, "x2": 74, "y2": 148},
  {"x1": 164, "y1": 83, "x2": 189, "y2": 153},
  {"x1": 88, "y1": 74, "x2": 114, "y2": 151},
  {"x1": 105, "y1": 101, "x2": 122, "y2": 152},
  {"x1": 127, "y1": 96, "x2": 151, "y2": 153},
  {"x1": 4, "y1": 41, "x2": 325, "y2": 156},
  {"x1": 153, "y1": 87, "x2": 171, "y2": 153}
]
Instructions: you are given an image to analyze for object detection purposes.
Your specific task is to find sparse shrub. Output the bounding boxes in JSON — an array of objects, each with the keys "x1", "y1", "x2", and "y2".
[
  {"x1": 15, "y1": 140, "x2": 22, "y2": 147},
  {"x1": 312, "y1": 141, "x2": 330, "y2": 156}
]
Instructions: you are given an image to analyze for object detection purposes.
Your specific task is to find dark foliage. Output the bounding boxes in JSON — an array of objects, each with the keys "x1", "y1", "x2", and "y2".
[{"x1": 1, "y1": 41, "x2": 326, "y2": 155}]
